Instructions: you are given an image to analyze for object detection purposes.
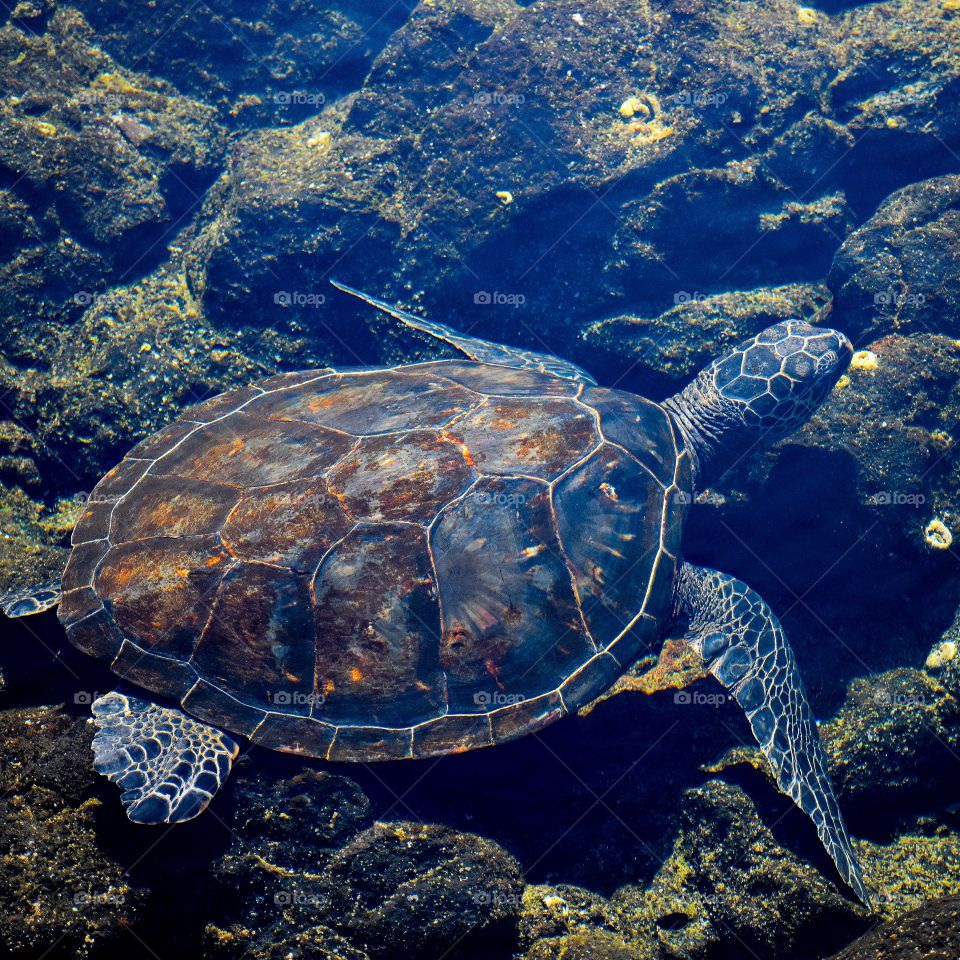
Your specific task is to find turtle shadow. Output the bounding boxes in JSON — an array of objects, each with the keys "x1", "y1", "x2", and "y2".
[{"x1": 333, "y1": 686, "x2": 757, "y2": 895}]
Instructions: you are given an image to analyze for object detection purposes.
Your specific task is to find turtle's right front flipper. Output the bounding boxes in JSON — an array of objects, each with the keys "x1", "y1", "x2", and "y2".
[
  {"x1": 674, "y1": 562, "x2": 871, "y2": 907},
  {"x1": 1, "y1": 579, "x2": 62, "y2": 618}
]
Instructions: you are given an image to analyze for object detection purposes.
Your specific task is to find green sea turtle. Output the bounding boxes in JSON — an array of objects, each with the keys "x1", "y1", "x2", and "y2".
[{"x1": 1, "y1": 281, "x2": 869, "y2": 905}]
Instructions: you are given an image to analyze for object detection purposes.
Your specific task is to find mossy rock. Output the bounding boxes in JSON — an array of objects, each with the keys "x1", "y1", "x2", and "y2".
[
  {"x1": 315, "y1": 821, "x2": 524, "y2": 959},
  {"x1": 524, "y1": 929, "x2": 657, "y2": 960}
]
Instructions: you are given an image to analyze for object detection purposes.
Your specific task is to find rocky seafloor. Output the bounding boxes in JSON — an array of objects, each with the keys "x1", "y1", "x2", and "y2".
[{"x1": 1, "y1": 0, "x2": 959, "y2": 957}]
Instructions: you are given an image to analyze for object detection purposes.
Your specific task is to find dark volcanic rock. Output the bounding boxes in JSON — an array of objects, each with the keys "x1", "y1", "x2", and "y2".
[
  {"x1": 829, "y1": 176, "x2": 960, "y2": 343},
  {"x1": 612, "y1": 780, "x2": 869, "y2": 960},
  {"x1": 212, "y1": 760, "x2": 373, "y2": 914},
  {"x1": 829, "y1": 894, "x2": 960, "y2": 960},
  {"x1": 317, "y1": 821, "x2": 525, "y2": 960},
  {"x1": 0, "y1": 7, "x2": 227, "y2": 353},
  {"x1": 525, "y1": 929, "x2": 656, "y2": 960},
  {"x1": 822, "y1": 669, "x2": 960, "y2": 823},
  {"x1": 583, "y1": 282, "x2": 831, "y2": 382},
  {"x1": 170, "y1": 0, "x2": 960, "y2": 378},
  {"x1": 0, "y1": 707, "x2": 143, "y2": 959},
  {"x1": 205, "y1": 922, "x2": 371, "y2": 960},
  {"x1": 685, "y1": 330, "x2": 960, "y2": 710},
  {"x1": 70, "y1": 0, "x2": 416, "y2": 128}
]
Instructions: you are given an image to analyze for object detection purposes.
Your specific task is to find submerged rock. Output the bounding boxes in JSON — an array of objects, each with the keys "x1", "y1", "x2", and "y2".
[
  {"x1": 0, "y1": 481, "x2": 71, "y2": 596},
  {"x1": 583, "y1": 283, "x2": 831, "y2": 382},
  {"x1": 316, "y1": 822, "x2": 524, "y2": 959},
  {"x1": 70, "y1": 0, "x2": 413, "y2": 128},
  {"x1": 524, "y1": 929, "x2": 656, "y2": 960},
  {"x1": 611, "y1": 780, "x2": 869, "y2": 960},
  {"x1": 828, "y1": 894, "x2": 960, "y2": 959},
  {"x1": 0, "y1": 707, "x2": 142, "y2": 959},
  {"x1": 205, "y1": 922, "x2": 371, "y2": 960},
  {"x1": 829, "y1": 176, "x2": 960, "y2": 343},
  {"x1": 0, "y1": 7, "x2": 226, "y2": 351},
  {"x1": 822, "y1": 668, "x2": 960, "y2": 822}
]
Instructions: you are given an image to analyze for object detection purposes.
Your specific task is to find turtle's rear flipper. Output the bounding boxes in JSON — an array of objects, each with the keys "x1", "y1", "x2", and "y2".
[
  {"x1": 91, "y1": 690, "x2": 238, "y2": 824},
  {"x1": 1, "y1": 579, "x2": 62, "y2": 617},
  {"x1": 675, "y1": 562, "x2": 871, "y2": 908},
  {"x1": 330, "y1": 279, "x2": 597, "y2": 384}
]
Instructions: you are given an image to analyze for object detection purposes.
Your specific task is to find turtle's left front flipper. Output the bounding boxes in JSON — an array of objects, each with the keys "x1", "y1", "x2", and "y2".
[
  {"x1": 91, "y1": 690, "x2": 238, "y2": 824},
  {"x1": 1, "y1": 579, "x2": 62, "y2": 617},
  {"x1": 675, "y1": 562, "x2": 871, "y2": 908}
]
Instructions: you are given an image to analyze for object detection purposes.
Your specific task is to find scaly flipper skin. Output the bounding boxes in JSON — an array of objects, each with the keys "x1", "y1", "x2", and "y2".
[
  {"x1": 675, "y1": 562, "x2": 871, "y2": 907},
  {"x1": 1, "y1": 579, "x2": 62, "y2": 617},
  {"x1": 331, "y1": 279, "x2": 597, "y2": 384},
  {"x1": 91, "y1": 690, "x2": 238, "y2": 824}
]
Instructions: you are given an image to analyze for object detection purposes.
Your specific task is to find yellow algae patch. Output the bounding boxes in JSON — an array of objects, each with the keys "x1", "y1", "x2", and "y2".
[
  {"x1": 926, "y1": 641, "x2": 957, "y2": 670},
  {"x1": 93, "y1": 73, "x2": 140, "y2": 94},
  {"x1": 930, "y1": 429, "x2": 954, "y2": 452},
  {"x1": 797, "y1": 6, "x2": 818, "y2": 23},
  {"x1": 495, "y1": 190, "x2": 514, "y2": 205},
  {"x1": 32, "y1": 120, "x2": 58, "y2": 138},
  {"x1": 925, "y1": 518, "x2": 953, "y2": 550},
  {"x1": 630, "y1": 119, "x2": 674, "y2": 144},
  {"x1": 835, "y1": 374, "x2": 851, "y2": 390},
  {"x1": 620, "y1": 97, "x2": 646, "y2": 118},
  {"x1": 306, "y1": 130, "x2": 331, "y2": 149},
  {"x1": 850, "y1": 350, "x2": 878, "y2": 371},
  {"x1": 617, "y1": 93, "x2": 673, "y2": 144}
]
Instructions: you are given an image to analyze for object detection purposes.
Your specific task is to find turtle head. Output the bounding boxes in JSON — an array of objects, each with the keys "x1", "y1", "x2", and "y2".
[{"x1": 665, "y1": 320, "x2": 852, "y2": 483}]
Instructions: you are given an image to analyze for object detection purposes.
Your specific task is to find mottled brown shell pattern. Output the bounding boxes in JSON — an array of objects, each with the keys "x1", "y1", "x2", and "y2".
[{"x1": 59, "y1": 361, "x2": 692, "y2": 761}]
